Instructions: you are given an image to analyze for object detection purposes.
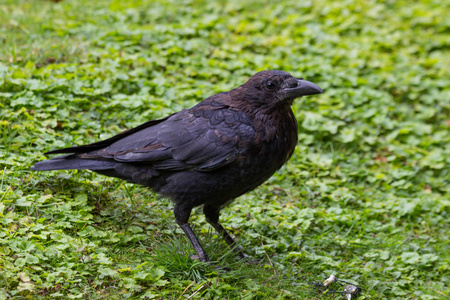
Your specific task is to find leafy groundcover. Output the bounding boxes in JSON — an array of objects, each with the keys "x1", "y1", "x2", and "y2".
[{"x1": 0, "y1": 0, "x2": 449, "y2": 299}]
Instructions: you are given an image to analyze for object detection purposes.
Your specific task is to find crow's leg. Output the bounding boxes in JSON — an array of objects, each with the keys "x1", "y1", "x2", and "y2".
[
  {"x1": 174, "y1": 203, "x2": 209, "y2": 262},
  {"x1": 203, "y1": 205, "x2": 245, "y2": 259}
]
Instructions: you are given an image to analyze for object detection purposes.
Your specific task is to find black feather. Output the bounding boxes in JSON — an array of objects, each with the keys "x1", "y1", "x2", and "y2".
[{"x1": 32, "y1": 155, "x2": 117, "y2": 171}]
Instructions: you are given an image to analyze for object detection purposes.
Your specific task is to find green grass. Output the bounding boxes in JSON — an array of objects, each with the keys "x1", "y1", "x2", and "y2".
[{"x1": 1, "y1": 0, "x2": 449, "y2": 299}]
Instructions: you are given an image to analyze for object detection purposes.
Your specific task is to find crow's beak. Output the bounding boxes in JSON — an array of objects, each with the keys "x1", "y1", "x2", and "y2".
[{"x1": 285, "y1": 79, "x2": 323, "y2": 97}]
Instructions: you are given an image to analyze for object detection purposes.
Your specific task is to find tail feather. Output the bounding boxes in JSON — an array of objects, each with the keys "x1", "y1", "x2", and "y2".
[{"x1": 32, "y1": 155, "x2": 117, "y2": 171}]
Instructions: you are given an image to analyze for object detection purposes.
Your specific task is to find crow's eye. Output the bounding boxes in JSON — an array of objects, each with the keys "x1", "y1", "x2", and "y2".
[{"x1": 266, "y1": 81, "x2": 276, "y2": 91}]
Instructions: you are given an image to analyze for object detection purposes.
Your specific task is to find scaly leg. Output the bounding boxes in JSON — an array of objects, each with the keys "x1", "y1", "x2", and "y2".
[
  {"x1": 203, "y1": 205, "x2": 245, "y2": 259},
  {"x1": 174, "y1": 203, "x2": 209, "y2": 262}
]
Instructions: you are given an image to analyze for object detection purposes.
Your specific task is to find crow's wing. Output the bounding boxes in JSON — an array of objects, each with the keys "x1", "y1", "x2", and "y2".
[{"x1": 94, "y1": 106, "x2": 256, "y2": 172}]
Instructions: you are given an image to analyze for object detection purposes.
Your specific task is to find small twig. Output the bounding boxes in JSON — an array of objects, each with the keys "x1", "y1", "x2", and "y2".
[
  {"x1": 323, "y1": 274, "x2": 337, "y2": 287},
  {"x1": 258, "y1": 236, "x2": 276, "y2": 275},
  {"x1": 186, "y1": 282, "x2": 210, "y2": 300},
  {"x1": 434, "y1": 290, "x2": 446, "y2": 296},
  {"x1": 46, "y1": 212, "x2": 54, "y2": 225},
  {"x1": 177, "y1": 281, "x2": 195, "y2": 300},
  {"x1": 310, "y1": 275, "x2": 362, "y2": 299},
  {"x1": 35, "y1": 199, "x2": 39, "y2": 219}
]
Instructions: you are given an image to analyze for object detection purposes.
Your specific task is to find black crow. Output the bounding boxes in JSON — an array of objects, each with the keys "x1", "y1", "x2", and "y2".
[{"x1": 32, "y1": 70, "x2": 323, "y2": 262}]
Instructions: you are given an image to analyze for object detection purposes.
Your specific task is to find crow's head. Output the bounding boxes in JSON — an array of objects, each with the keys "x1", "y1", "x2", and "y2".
[{"x1": 240, "y1": 70, "x2": 323, "y2": 109}]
